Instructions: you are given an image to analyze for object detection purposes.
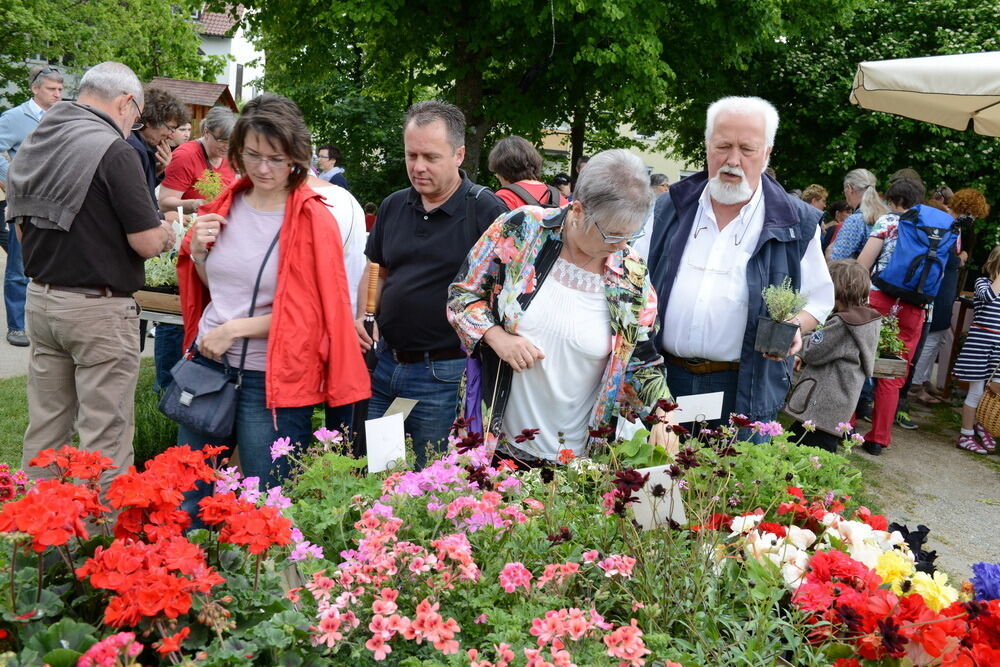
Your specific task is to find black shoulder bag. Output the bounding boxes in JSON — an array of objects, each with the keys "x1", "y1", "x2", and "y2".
[{"x1": 158, "y1": 229, "x2": 281, "y2": 438}]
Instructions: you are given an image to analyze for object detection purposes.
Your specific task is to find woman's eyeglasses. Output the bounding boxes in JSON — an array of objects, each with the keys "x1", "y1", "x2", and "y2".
[
  {"x1": 242, "y1": 152, "x2": 290, "y2": 168},
  {"x1": 592, "y1": 219, "x2": 645, "y2": 244}
]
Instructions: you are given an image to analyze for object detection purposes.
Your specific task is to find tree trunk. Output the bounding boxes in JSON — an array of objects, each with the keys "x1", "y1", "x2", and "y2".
[
  {"x1": 570, "y1": 104, "x2": 587, "y2": 184},
  {"x1": 454, "y1": 66, "x2": 491, "y2": 183}
]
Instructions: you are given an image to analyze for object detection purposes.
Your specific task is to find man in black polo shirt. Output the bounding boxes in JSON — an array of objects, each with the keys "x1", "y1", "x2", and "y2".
[
  {"x1": 8, "y1": 62, "x2": 175, "y2": 490},
  {"x1": 358, "y1": 100, "x2": 506, "y2": 468}
]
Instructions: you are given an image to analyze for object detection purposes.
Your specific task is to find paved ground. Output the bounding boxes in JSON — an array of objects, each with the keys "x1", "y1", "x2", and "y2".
[{"x1": 853, "y1": 398, "x2": 1000, "y2": 582}]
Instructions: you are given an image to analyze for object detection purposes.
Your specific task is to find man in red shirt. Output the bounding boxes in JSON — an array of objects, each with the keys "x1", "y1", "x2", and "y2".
[
  {"x1": 488, "y1": 136, "x2": 568, "y2": 211},
  {"x1": 158, "y1": 107, "x2": 237, "y2": 214}
]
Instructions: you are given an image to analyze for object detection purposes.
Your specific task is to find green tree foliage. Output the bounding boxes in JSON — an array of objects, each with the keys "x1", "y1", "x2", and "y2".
[
  {"x1": 665, "y1": 0, "x2": 1000, "y2": 239},
  {"x1": 1, "y1": 0, "x2": 225, "y2": 103},
  {"x1": 234, "y1": 0, "x2": 857, "y2": 201}
]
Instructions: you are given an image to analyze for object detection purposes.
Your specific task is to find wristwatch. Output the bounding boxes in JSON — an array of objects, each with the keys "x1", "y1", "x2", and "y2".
[{"x1": 192, "y1": 253, "x2": 208, "y2": 265}]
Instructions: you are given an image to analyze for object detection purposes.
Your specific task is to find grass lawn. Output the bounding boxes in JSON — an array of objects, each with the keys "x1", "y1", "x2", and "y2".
[{"x1": 0, "y1": 358, "x2": 177, "y2": 471}]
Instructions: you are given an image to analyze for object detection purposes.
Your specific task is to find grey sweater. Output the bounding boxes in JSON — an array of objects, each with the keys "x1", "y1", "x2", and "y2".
[{"x1": 784, "y1": 305, "x2": 882, "y2": 436}]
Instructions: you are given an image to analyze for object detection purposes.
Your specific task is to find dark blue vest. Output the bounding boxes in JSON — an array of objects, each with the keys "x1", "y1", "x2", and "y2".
[{"x1": 647, "y1": 171, "x2": 820, "y2": 418}]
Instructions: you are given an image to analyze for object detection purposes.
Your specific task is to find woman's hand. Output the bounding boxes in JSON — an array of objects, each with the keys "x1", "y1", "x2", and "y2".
[
  {"x1": 199, "y1": 322, "x2": 238, "y2": 362},
  {"x1": 649, "y1": 407, "x2": 680, "y2": 455},
  {"x1": 483, "y1": 326, "x2": 544, "y2": 372},
  {"x1": 190, "y1": 213, "x2": 227, "y2": 257}
]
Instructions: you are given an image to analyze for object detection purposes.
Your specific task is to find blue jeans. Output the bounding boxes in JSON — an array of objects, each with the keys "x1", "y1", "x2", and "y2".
[
  {"x1": 4, "y1": 219, "x2": 28, "y2": 331},
  {"x1": 153, "y1": 323, "x2": 185, "y2": 392},
  {"x1": 367, "y1": 343, "x2": 464, "y2": 469},
  {"x1": 175, "y1": 355, "x2": 314, "y2": 526},
  {"x1": 665, "y1": 363, "x2": 775, "y2": 443}
]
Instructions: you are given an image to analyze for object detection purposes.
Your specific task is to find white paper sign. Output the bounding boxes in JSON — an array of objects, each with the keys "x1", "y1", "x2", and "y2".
[
  {"x1": 365, "y1": 412, "x2": 407, "y2": 473},
  {"x1": 631, "y1": 464, "x2": 687, "y2": 530},
  {"x1": 674, "y1": 391, "x2": 724, "y2": 424}
]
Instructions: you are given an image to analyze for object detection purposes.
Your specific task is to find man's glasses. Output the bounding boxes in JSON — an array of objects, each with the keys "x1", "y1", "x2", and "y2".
[
  {"x1": 31, "y1": 66, "x2": 59, "y2": 85},
  {"x1": 592, "y1": 218, "x2": 645, "y2": 244},
  {"x1": 128, "y1": 96, "x2": 143, "y2": 131},
  {"x1": 242, "y1": 152, "x2": 289, "y2": 168}
]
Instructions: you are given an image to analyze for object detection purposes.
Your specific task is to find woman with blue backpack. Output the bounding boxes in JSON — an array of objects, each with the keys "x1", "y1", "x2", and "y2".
[{"x1": 856, "y1": 177, "x2": 959, "y2": 454}]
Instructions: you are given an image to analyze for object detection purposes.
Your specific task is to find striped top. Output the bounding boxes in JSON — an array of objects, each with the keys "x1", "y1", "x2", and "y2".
[{"x1": 953, "y1": 277, "x2": 1000, "y2": 381}]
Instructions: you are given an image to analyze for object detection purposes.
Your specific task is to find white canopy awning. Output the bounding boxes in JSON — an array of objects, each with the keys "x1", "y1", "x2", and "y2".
[{"x1": 849, "y1": 52, "x2": 1000, "y2": 136}]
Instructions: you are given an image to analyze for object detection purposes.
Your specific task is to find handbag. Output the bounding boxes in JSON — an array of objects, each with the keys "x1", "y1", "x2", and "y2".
[
  {"x1": 158, "y1": 228, "x2": 281, "y2": 438},
  {"x1": 976, "y1": 361, "x2": 1000, "y2": 438}
]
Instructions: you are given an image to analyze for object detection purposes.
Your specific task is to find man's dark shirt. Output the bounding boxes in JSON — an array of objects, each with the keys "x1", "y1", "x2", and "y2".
[
  {"x1": 365, "y1": 172, "x2": 506, "y2": 351},
  {"x1": 125, "y1": 130, "x2": 161, "y2": 206},
  {"x1": 20, "y1": 140, "x2": 161, "y2": 293}
]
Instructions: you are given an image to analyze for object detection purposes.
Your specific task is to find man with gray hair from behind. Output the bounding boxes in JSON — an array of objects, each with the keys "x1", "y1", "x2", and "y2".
[
  {"x1": 645, "y1": 96, "x2": 834, "y2": 436},
  {"x1": 7, "y1": 61, "x2": 175, "y2": 490}
]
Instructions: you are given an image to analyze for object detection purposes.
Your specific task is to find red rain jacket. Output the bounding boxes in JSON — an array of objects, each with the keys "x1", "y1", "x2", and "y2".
[{"x1": 177, "y1": 176, "x2": 371, "y2": 409}]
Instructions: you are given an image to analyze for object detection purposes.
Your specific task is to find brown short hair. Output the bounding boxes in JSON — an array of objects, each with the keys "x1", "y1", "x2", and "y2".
[
  {"x1": 984, "y1": 246, "x2": 1000, "y2": 281},
  {"x1": 140, "y1": 86, "x2": 190, "y2": 129},
  {"x1": 801, "y1": 184, "x2": 828, "y2": 204},
  {"x1": 488, "y1": 135, "x2": 543, "y2": 182},
  {"x1": 228, "y1": 93, "x2": 312, "y2": 190},
  {"x1": 404, "y1": 100, "x2": 465, "y2": 151},
  {"x1": 828, "y1": 259, "x2": 871, "y2": 307}
]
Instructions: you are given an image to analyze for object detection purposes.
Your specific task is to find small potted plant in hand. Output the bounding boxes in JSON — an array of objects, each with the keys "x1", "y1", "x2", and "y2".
[
  {"x1": 873, "y1": 311, "x2": 908, "y2": 378},
  {"x1": 755, "y1": 277, "x2": 807, "y2": 357}
]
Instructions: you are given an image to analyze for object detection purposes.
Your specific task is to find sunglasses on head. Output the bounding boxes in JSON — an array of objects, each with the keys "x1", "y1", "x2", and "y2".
[{"x1": 31, "y1": 66, "x2": 59, "y2": 85}]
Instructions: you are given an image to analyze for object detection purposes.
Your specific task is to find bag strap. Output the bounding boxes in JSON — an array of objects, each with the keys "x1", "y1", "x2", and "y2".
[
  {"x1": 235, "y1": 227, "x2": 282, "y2": 383},
  {"x1": 499, "y1": 183, "x2": 543, "y2": 207},
  {"x1": 464, "y1": 184, "x2": 487, "y2": 251}
]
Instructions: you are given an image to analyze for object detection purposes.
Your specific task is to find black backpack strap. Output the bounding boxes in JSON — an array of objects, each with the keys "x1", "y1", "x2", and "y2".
[
  {"x1": 498, "y1": 183, "x2": 542, "y2": 207},
  {"x1": 464, "y1": 184, "x2": 488, "y2": 250},
  {"x1": 543, "y1": 185, "x2": 561, "y2": 206}
]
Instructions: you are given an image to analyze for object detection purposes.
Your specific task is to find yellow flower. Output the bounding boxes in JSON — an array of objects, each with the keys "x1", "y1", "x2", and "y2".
[
  {"x1": 875, "y1": 550, "x2": 915, "y2": 593},
  {"x1": 908, "y1": 571, "x2": 959, "y2": 611}
]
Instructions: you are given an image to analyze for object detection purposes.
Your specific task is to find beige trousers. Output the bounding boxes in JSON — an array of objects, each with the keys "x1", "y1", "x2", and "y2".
[{"x1": 22, "y1": 283, "x2": 141, "y2": 490}]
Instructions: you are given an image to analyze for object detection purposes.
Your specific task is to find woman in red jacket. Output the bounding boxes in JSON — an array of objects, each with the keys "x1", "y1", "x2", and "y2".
[{"x1": 174, "y1": 94, "x2": 370, "y2": 519}]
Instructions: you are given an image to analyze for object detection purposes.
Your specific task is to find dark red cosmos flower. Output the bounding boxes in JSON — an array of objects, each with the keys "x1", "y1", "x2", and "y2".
[
  {"x1": 514, "y1": 428, "x2": 540, "y2": 443},
  {"x1": 613, "y1": 469, "x2": 649, "y2": 494},
  {"x1": 671, "y1": 424, "x2": 689, "y2": 438},
  {"x1": 588, "y1": 425, "x2": 615, "y2": 440},
  {"x1": 675, "y1": 446, "x2": 699, "y2": 470},
  {"x1": 545, "y1": 526, "x2": 573, "y2": 545},
  {"x1": 450, "y1": 418, "x2": 472, "y2": 436},
  {"x1": 456, "y1": 432, "x2": 484, "y2": 454},
  {"x1": 655, "y1": 399, "x2": 679, "y2": 414},
  {"x1": 730, "y1": 414, "x2": 754, "y2": 428}
]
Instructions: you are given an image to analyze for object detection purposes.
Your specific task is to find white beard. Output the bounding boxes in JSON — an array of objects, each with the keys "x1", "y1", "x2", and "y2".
[{"x1": 708, "y1": 173, "x2": 754, "y2": 205}]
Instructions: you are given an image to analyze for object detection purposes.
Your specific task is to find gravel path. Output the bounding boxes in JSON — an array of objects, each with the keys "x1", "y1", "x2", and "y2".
[{"x1": 852, "y1": 401, "x2": 1000, "y2": 582}]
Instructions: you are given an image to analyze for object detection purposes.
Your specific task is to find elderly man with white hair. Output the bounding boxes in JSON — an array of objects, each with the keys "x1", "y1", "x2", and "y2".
[
  {"x1": 8, "y1": 61, "x2": 175, "y2": 489},
  {"x1": 645, "y1": 96, "x2": 834, "y2": 431}
]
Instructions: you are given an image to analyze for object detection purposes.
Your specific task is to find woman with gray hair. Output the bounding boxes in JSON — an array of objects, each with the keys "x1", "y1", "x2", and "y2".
[
  {"x1": 158, "y1": 106, "x2": 238, "y2": 213},
  {"x1": 827, "y1": 168, "x2": 889, "y2": 260},
  {"x1": 448, "y1": 149, "x2": 676, "y2": 465}
]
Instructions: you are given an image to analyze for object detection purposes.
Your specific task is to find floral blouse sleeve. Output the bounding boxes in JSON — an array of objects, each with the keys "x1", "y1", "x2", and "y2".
[{"x1": 447, "y1": 218, "x2": 507, "y2": 352}]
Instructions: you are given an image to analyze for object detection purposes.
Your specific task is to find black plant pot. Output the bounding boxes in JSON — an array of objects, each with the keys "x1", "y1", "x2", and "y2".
[{"x1": 754, "y1": 316, "x2": 798, "y2": 357}]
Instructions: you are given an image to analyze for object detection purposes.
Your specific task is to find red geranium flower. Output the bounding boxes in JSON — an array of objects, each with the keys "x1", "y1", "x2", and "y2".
[{"x1": 155, "y1": 626, "x2": 190, "y2": 654}]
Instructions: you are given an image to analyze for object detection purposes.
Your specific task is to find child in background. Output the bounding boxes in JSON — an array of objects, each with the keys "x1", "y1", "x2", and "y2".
[
  {"x1": 952, "y1": 245, "x2": 1000, "y2": 454},
  {"x1": 784, "y1": 260, "x2": 882, "y2": 452}
]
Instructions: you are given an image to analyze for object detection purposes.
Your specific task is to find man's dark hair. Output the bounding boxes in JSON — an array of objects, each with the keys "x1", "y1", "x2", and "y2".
[
  {"x1": 551, "y1": 172, "x2": 571, "y2": 186},
  {"x1": 488, "y1": 135, "x2": 543, "y2": 182},
  {"x1": 229, "y1": 93, "x2": 312, "y2": 190},
  {"x1": 404, "y1": 100, "x2": 465, "y2": 151},
  {"x1": 364, "y1": 202, "x2": 377, "y2": 215},
  {"x1": 650, "y1": 173, "x2": 669, "y2": 188},
  {"x1": 577, "y1": 155, "x2": 590, "y2": 167},
  {"x1": 140, "y1": 86, "x2": 190, "y2": 129},
  {"x1": 318, "y1": 144, "x2": 342, "y2": 163},
  {"x1": 829, "y1": 200, "x2": 851, "y2": 216},
  {"x1": 885, "y1": 177, "x2": 924, "y2": 210}
]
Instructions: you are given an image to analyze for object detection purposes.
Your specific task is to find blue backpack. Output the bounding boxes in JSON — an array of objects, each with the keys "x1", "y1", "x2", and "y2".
[{"x1": 872, "y1": 204, "x2": 959, "y2": 305}]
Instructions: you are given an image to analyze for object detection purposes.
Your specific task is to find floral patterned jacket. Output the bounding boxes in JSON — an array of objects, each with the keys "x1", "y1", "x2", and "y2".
[{"x1": 446, "y1": 205, "x2": 670, "y2": 447}]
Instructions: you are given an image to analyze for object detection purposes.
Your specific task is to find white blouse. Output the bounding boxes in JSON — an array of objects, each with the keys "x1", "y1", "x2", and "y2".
[{"x1": 503, "y1": 257, "x2": 612, "y2": 460}]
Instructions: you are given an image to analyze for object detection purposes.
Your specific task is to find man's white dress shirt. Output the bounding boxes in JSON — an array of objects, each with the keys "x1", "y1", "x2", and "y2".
[{"x1": 660, "y1": 183, "x2": 833, "y2": 362}]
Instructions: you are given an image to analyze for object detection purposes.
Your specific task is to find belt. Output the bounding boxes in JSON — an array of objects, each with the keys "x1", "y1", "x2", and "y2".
[
  {"x1": 38, "y1": 283, "x2": 132, "y2": 299},
  {"x1": 666, "y1": 354, "x2": 739, "y2": 374},
  {"x1": 391, "y1": 347, "x2": 466, "y2": 363}
]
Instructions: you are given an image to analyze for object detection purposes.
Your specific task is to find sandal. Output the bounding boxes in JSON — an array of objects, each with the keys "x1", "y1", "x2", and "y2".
[
  {"x1": 957, "y1": 434, "x2": 989, "y2": 454},
  {"x1": 914, "y1": 391, "x2": 943, "y2": 406},
  {"x1": 974, "y1": 424, "x2": 997, "y2": 453}
]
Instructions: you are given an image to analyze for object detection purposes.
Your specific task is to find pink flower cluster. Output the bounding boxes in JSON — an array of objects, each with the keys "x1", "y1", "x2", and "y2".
[
  {"x1": 78, "y1": 632, "x2": 143, "y2": 667},
  {"x1": 499, "y1": 561, "x2": 533, "y2": 593},
  {"x1": 444, "y1": 490, "x2": 530, "y2": 532},
  {"x1": 499, "y1": 552, "x2": 636, "y2": 596},
  {"x1": 538, "y1": 561, "x2": 580, "y2": 587},
  {"x1": 530, "y1": 607, "x2": 613, "y2": 646},
  {"x1": 597, "y1": 554, "x2": 637, "y2": 578},
  {"x1": 603, "y1": 619, "x2": 652, "y2": 666}
]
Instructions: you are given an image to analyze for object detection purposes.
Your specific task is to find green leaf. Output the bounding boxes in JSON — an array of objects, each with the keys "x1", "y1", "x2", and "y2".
[
  {"x1": 40, "y1": 649, "x2": 83, "y2": 667},
  {"x1": 24, "y1": 618, "x2": 98, "y2": 657}
]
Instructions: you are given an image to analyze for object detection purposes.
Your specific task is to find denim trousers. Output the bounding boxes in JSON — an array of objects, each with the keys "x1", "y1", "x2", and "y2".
[
  {"x1": 175, "y1": 355, "x2": 313, "y2": 525},
  {"x1": 5, "y1": 219, "x2": 28, "y2": 331},
  {"x1": 153, "y1": 323, "x2": 185, "y2": 392},
  {"x1": 367, "y1": 342, "x2": 464, "y2": 469},
  {"x1": 665, "y1": 363, "x2": 775, "y2": 443}
]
